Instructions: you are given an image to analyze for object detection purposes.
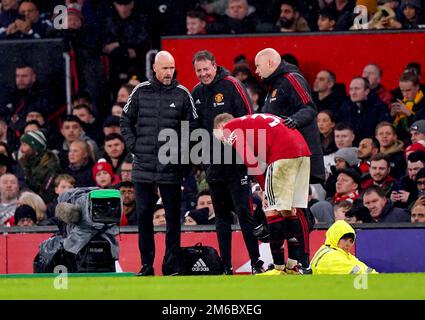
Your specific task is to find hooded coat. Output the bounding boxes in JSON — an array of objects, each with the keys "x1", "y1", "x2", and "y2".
[
  {"x1": 261, "y1": 61, "x2": 325, "y2": 183},
  {"x1": 310, "y1": 220, "x2": 377, "y2": 274}
]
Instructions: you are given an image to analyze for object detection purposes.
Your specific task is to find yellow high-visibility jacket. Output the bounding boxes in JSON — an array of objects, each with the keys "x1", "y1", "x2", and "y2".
[{"x1": 310, "y1": 221, "x2": 377, "y2": 275}]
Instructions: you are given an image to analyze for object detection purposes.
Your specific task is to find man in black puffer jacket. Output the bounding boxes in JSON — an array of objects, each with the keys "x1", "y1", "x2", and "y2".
[
  {"x1": 191, "y1": 50, "x2": 263, "y2": 275},
  {"x1": 120, "y1": 51, "x2": 198, "y2": 276}
]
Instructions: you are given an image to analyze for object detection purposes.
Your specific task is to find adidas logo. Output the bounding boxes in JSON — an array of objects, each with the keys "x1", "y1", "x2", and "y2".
[
  {"x1": 170, "y1": 103, "x2": 176, "y2": 108},
  {"x1": 191, "y1": 258, "x2": 209, "y2": 272},
  {"x1": 195, "y1": 99, "x2": 201, "y2": 104}
]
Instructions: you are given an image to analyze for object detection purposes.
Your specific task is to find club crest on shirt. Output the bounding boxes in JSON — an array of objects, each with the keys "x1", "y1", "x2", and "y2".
[
  {"x1": 215, "y1": 93, "x2": 224, "y2": 103},
  {"x1": 227, "y1": 131, "x2": 238, "y2": 145},
  {"x1": 270, "y1": 89, "x2": 277, "y2": 102}
]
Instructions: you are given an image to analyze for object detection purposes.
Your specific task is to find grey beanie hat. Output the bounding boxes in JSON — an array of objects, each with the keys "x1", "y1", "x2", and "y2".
[{"x1": 335, "y1": 147, "x2": 359, "y2": 167}]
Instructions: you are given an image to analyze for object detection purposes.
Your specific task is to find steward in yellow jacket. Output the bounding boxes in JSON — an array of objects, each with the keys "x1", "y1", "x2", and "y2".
[{"x1": 310, "y1": 220, "x2": 377, "y2": 274}]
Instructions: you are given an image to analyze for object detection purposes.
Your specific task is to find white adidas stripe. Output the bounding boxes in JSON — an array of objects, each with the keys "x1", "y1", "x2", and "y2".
[
  {"x1": 123, "y1": 81, "x2": 150, "y2": 113},
  {"x1": 177, "y1": 84, "x2": 198, "y2": 119}
]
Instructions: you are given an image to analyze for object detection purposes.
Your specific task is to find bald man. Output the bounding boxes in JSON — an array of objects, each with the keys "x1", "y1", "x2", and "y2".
[
  {"x1": 255, "y1": 48, "x2": 324, "y2": 184},
  {"x1": 254, "y1": 48, "x2": 324, "y2": 270},
  {"x1": 120, "y1": 51, "x2": 199, "y2": 276}
]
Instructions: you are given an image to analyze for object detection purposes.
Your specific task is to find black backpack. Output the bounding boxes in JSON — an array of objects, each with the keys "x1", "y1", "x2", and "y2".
[{"x1": 162, "y1": 243, "x2": 224, "y2": 276}]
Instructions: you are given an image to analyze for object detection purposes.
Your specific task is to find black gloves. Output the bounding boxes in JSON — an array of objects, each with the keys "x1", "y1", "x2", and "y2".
[{"x1": 282, "y1": 116, "x2": 298, "y2": 129}]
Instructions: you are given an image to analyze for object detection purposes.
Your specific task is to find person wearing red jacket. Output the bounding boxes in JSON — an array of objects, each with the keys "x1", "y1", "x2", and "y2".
[{"x1": 214, "y1": 112, "x2": 312, "y2": 274}]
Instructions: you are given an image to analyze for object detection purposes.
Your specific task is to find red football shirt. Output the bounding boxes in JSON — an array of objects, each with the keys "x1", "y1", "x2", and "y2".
[{"x1": 223, "y1": 113, "x2": 311, "y2": 188}]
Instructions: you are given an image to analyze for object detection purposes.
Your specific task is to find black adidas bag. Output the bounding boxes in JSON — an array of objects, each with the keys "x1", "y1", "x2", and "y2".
[{"x1": 162, "y1": 243, "x2": 224, "y2": 276}]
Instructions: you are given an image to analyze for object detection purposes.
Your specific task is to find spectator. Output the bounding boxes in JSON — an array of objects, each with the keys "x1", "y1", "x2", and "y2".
[
  {"x1": 186, "y1": 9, "x2": 207, "y2": 35},
  {"x1": 193, "y1": 189, "x2": 215, "y2": 221},
  {"x1": 392, "y1": 72, "x2": 425, "y2": 137},
  {"x1": 313, "y1": 70, "x2": 345, "y2": 114},
  {"x1": 245, "y1": 81, "x2": 263, "y2": 112},
  {"x1": 325, "y1": 147, "x2": 360, "y2": 198},
  {"x1": 23, "y1": 119, "x2": 41, "y2": 134},
  {"x1": 18, "y1": 130, "x2": 61, "y2": 204},
  {"x1": 0, "y1": 173, "x2": 19, "y2": 226},
  {"x1": 17, "y1": 191, "x2": 47, "y2": 225},
  {"x1": 152, "y1": 204, "x2": 166, "y2": 227},
  {"x1": 2, "y1": 1, "x2": 53, "y2": 39},
  {"x1": 13, "y1": 204, "x2": 37, "y2": 227},
  {"x1": 255, "y1": 47, "x2": 325, "y2": 184},
  {"x1": 328, "y1": 0, "x2": 357, "y2": 31},
  {"x1": 337, "y1": 76, "x2": 391, "y2": 144},
  {"x1": 103, "y1": 116, "x2": 121, "y2": 137},
  {"x1": 368, "y1": 3, "x2": 401, "y2": 29},
  {"x1": 102, "y1": 0, "x2": 150, "y2": 92},
  {"x1": 324, "y1": 122, "x2": 355, "y2": 177},
  {"x1": 103, "y1": 133, "x2": 127, "y2": 174},
  {"x1": 116, "y1": 83, "x2": 135, "y2": 104},
  {"x1": 65, "y1": 139, "x2": 95, "y2": 187},
  {"x1": 333, "y1": 167, "x2": 361, "y2": 204},
  {"x1": 120, "y1": 51, "x2": 198, "y2": 276},
  {"x1": 72, "y1": 104, "x2": 103, "y2": 145},
  {"x1": 317, "y1": 110, "x2": 338, "y2": 156},
  {"x1": 361, "y1": 153, "x2": 395, "y2": 196},
  {"x1": 118, "y1": 181, "x2": 137, "y2": 226},
  {"x1": 333, "y1": 200, "x2": 353, "y2": 221},
  {"x1": 118, "y1": 155, "x2": 133, "y2": 182},
  {"x1": 59, "y1": 115, "x2": 99, "y2": 168},
  {"x1": 344, "y1": 200, "x2": 372, "y2": 223},
  {"x1": 275, "y1": 0, "x2": 310, "y2": 32},
  {"x1": 398, "y1": 0, "x2": 425, "y2": 28},
  {"x1": 0, "y1": 65, "x2": 52, "y2": 136},
  {"x1": 362, "y1": 63, "x2": 393, "y2": 106},
  {"x1": 0, "y1": 0, "x2": 19, "y2": 34},
  {"x1": 0, "y1": 141, "x2": 25, "y2": 188},
  {"x1": 208, "y1": 0, "x2": 261, "y2": 34},
  {"x1": 92, "y1": 159, "x2": 120, "y2": 188},
  {"x1": 409, "y1": 120, "x2": 425, "y2": 143},
  {"x1": 317, "y1": 7, "x2": 338, "y2": 30},
  {"x1": 0, "y1": 116, "x2": 18, "y2": 152},
  {"x1": 310, "y1": 220, "x2": 377, "y2": 274},
  {"x1": 411, "y1": 202, "x2": 425, "y2": 223},
  {"x1": 111, "y1": 102, "x2": 125, "y2": 117},
  {"x1": 192, "y1": 50, "x2": 262, "y2": 275},
  {"x1": 391, "y1": 151, "x2": 425, "y2": 207},
  {"x1": 46, "y1": 174, "x2": 76, "y2": 219},
  {"x1": 375, "y1": 121, "x2": 406, "y2": 179},
  {"x1": 184, "y1": 207, "x2": 210, "y2": 225},
  {"x1": 357, "y1": 137, "x2": 380, "y2": 174},
  {"x1": 362, "y1": 185, "x2": 411, "y2": 222}
]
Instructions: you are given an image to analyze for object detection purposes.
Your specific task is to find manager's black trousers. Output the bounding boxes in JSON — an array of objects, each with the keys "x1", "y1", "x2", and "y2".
[
  {"x1": 134, "y1": 182, "x2": 182, "y2": 267},
  {"x1": 209, "y1": 179, "x2": 260, "y2": 268}
]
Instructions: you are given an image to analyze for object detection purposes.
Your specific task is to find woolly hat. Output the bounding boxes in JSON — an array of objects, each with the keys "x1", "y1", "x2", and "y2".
[
  {"x1": 67, "y1": 3, "x2": 84, "y2": 21},
  {"x1": 335, "y1": 147, "x2": 360, "y2": 167},
  {"x1": 405, "y1": 142, "x2": 425, "y2": 157},
  {"x1": 92, "y1": 159, "x2": 114, "y2": 181},
  {"x1": 20, "y1": 129, "x2": 47, "y2": 153},
  {"x1": 410, "y1": 120, "x2": 425, "y2": 134},
  {"x1": 185, "y1": 207, "x2": 210, "y2": 225},
  {"x1": 337, "y1": 167, "x2": 362, "y2": 186},
  {"x1": 14, "y1": 205, "x2": 37, "y2": 225}
]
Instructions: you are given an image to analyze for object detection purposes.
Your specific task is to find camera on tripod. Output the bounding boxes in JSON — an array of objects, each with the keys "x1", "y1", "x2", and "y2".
[{"x1": 34, "y1": 188, "x2": 122, "y2": 273}]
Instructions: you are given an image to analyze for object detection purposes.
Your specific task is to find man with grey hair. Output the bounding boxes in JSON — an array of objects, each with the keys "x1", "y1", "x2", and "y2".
[
  {"x1": 120, "y1": 51, "x2": 198, "y2": 276},
  {"x1": 312, "y1": 69, "x2": 345, "y2": 114}
]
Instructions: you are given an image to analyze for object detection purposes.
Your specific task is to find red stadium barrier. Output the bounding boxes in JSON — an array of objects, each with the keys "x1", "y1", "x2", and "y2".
[
  {"x1": 162, "y1": 31, "x2": 425, "y2": 92},
  {"x1": 0, "y1": 230, "x2": 327, "y2": 274}
]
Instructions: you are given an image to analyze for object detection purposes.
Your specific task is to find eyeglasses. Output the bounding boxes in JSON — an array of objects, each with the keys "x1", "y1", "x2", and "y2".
[{"x1": 417, "y1": 180, "x2": 425, "y2": 185}]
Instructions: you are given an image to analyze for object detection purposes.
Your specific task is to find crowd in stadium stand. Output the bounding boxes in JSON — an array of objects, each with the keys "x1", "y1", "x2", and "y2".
[{"x1": 0, "y1": 0, "x2": 425, "y2": 228}]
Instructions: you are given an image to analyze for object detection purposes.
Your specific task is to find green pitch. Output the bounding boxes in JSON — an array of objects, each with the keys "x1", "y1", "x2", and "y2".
[{"x1": 0, "y1": 273, "x2": 424, "y2": 300}]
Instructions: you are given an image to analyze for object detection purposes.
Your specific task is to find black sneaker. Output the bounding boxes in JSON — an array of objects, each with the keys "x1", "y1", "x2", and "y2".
[
  {"x1": 223, "y1": 265, "x2": 233, "y2": 275},
  {"x1": 136, "y1": 264, "x2": 154, "y2": 276},
  {"x1": 251, "y1": 260, "x2": 265, "y2": 275}
]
